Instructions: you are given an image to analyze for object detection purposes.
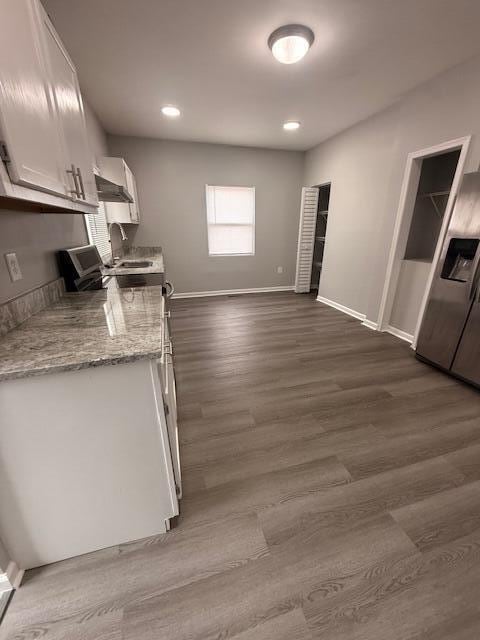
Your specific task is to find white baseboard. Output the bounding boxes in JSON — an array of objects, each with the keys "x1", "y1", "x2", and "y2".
[
  {"x1": 362, "y1": 318, "x2": 379, "y2": 331},
  {"x1": 316, "y1": 295, "x2": 366, "y2": 322},
  {"x1": 173, "y1": 285, "x2": 295, "y2": 299},
  {"x1": 6, "y1": 561, "x2": 24, "y2": 589},
  {"x1": 316, "y1": 296, "x2": 380, "y2": 331},
  {"x1": 386, "y1": 325, "x2": 414, "y2": 343},
  {"x1": 306, "y1": 294, "x2": 414, "y2": 344}
]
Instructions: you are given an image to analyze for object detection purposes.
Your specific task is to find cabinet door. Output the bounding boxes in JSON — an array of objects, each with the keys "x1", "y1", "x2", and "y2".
[
  {"x1": 104, "y1": 200, "x2": 132, "y2": 225},
  {"x1": 124, "y1": 163, "x2": 140, "y2": 223},
  {"x1": 39, "y1": 9, "x2": 98, "y2": 206},
  {"x1": 0, "y1": 0, "x2": 67, "y2": 196},
  {"x1": 99, "y1": 157, "x2": 139, "y2": 224},
  {"x1": 295, "y1": 187, "x2": 320, "y2": 293}
]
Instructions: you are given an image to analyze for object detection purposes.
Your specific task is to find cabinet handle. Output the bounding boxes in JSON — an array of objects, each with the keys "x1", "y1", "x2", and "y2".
[
  {"x1": 76, "y1": 167, "x2": 86, "y2": 200},
  {"x1": 66, "y1": 164, "x2": 80, "y2": 197},
  {"x1": 165, "y1": 281, "x2": 175, "y2": 298}
]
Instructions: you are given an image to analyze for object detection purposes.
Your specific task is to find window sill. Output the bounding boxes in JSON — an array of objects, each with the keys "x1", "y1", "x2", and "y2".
[{"x1": 208, "y1": 253, "x2": 255, "y2": 257}]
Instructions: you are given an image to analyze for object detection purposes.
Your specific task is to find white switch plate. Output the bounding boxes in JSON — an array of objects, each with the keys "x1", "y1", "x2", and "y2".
[
  {"x1": 276, "y1": 266, "x2": 284, "y2": 274},
  {"x1": 5, "y1": 252, "x2": 22, "y2": 282}
]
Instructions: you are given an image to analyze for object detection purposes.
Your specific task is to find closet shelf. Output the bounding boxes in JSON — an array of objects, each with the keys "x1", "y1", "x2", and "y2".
[
  {"x1": 419, "y1": 190, "x2": 450, "y2": 198},
  {"x1": 420, "y1": 190, "x2": 450, "y2": 218},
  {"x1": 315, "y1": 236, "x2": 325, "y2": 241},
  {"x1": 318, "y1": 210, "x2": 329, "y2": 216}
]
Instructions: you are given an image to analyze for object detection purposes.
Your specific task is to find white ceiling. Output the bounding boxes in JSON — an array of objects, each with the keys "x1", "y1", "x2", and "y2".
[{"x1": 44, "y1": 0, "x2": 480, "y2": 151}]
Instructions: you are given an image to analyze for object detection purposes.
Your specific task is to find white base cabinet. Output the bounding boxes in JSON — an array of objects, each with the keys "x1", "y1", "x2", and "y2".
[
  {"x1": 0, "y1": 359, "x2": 178, "y2": 569},
  {"x1": 0, "y1": 0, "x2": 97, "y2": 213}
]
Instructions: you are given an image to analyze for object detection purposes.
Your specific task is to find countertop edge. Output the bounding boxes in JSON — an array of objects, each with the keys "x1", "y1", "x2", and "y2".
[{"x1": 0, "y1": 350, "x2": 162, "y2": 383}]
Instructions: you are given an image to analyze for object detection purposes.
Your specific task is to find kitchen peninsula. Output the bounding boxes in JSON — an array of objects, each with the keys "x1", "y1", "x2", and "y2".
[{"x1": 0, "y1": 281, "x2": 179, "y2": 569}]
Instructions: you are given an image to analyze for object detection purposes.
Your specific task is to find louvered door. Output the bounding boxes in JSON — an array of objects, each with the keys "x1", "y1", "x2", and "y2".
[{"x1": 295, "y1": 187, "x2": 319, "y2": 293}]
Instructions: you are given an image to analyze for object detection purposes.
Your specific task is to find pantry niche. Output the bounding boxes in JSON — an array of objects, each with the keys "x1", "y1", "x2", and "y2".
[{"x1": 389, "y1": 148, "x2": 461, "y2": 336}]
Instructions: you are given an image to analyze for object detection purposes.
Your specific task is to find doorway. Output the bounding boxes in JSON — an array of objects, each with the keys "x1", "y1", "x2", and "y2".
[
  {"x1": 377, "y1": 136, "x2": 471, "y2": 345},
  {"x1": 311, "y1": 183, "x2": 331, "y2": 293}
]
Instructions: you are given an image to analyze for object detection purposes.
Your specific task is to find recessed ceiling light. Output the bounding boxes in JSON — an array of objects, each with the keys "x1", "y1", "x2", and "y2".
[
  {"x1": 268, "y1": 24, "x2": 314, "y2": 64},
  {"x1": 161, "y1": 106, "x2": 181, "y2": 117},
  {"x1": 283, "y1": 121, "x2": 301, "y2": 131}
]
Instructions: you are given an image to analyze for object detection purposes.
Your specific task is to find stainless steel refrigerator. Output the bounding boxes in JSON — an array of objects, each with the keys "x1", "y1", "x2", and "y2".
[{"x1": 416, "y1": 171, "x2": 480, "y2": 388}]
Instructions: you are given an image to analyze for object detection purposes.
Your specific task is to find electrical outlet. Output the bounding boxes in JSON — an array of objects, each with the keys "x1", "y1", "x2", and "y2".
[
  {"x1": 276, "y1": 266, "x2": 284, "y2": 274},
  {"x1": 5, "y1": 252, "x2": 22, "y2": 282}
]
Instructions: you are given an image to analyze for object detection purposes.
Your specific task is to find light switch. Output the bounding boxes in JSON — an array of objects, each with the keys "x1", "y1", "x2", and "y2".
[
  {"x1": 5, "y1": 252, "x2": 22, "y2": 282},
  {"x1": 276, "y1": 266, "x2": 284, "y2": 274}
]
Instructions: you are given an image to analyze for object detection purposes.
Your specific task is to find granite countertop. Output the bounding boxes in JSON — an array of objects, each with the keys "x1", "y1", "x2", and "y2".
[
  {"x1": 102, "y1": 246, "x2": 165, "y2": 276},
  {"x1": 0, "y1": 282, "x2": 165, "y2": 382}
]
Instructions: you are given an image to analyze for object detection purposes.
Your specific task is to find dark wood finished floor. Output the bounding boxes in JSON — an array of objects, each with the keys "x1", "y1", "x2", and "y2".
[{"x1": 2, "y1": 292, "x2": 480, "y2": 639}]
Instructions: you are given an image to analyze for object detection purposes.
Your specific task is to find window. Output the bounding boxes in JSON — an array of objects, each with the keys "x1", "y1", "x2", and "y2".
[
  {"x1": 84, "y1": 202, "x2": 112, "y2": 261},
  {"x1": 206, "y1": 185, "x2": 255, "y2": 256}
]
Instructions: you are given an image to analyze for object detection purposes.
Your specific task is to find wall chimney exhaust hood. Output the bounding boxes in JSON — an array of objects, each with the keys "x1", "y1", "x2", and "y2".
[{"x1": 95, "y1": 174, "x2": 133, "y2": 203}]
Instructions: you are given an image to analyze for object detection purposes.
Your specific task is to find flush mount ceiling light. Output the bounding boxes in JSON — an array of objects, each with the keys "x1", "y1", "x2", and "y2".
[
  {"x1": 161, "y1": 105, "x2": 181, "y2": 117},
  {"x1": 283, "y1": 121, "x2": 301, "y2": 131},
  {"x1": 268, "y1": 24, "x2": 314, "y2": 64}
]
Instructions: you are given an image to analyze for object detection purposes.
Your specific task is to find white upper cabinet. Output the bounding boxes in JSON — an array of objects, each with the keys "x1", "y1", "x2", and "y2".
[
  {"x1": 0, "y1": 0, "x2": 66, "y2": 197},
  {"x1": 124, "y1": 162, "x2": 139, "y2": 223},
  {"x1": 99, "y1": 157, "x2": 140, "y2": 224},
  {"x1": 0, "y1": 0, "x2": 97, "y2": 213},
  {"x1": 38, "y1": 7, "x2": 98, "y2": 206}
]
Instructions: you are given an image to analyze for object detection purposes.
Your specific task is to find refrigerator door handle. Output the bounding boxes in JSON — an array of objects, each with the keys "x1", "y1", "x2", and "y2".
[{"x1": 468, "y1": 249, "x2": 480, "y2": 301}]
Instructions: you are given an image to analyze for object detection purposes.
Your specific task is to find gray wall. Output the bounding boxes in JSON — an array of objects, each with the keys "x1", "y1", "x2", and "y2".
[
  {"x1": 0, "y1": 102, "x2": 107, "y2": 304},
  {"x1": 0, "y1": 212, "x2": 89, "y2": 304},
  {"x1": 0, "y1": 537, "x2": 9, "y2": 574},
  {"x1": 107, "y1": 136, "x2": 304, "y2": 293},
  {"x1": 390, "y1": 260, "x2": 432, "y2": 336},
  {"x1": 304, "y1": 54, "x2": 480, "y2": 324}
]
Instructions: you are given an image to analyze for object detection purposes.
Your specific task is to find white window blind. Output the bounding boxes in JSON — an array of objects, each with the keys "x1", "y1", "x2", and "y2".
[
  {"x1": 206, "y1": 185, "x2": 255, "y2": 256},
  {"x1": 84, "y1": 202, "x2": 112, "y2": 261}
]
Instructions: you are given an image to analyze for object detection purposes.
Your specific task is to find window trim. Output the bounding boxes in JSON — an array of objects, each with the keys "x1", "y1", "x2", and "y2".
[
  {"x1": 84, "y1": 200, "x2": 112, "y2": 261},
  {"x1": 205, "y1": 185, "x2": 256, "y2": 257}
]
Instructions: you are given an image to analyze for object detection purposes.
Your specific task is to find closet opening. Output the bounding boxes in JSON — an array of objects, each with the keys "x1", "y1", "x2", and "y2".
[
  {"x1": 311, "y1": 183, "x2": 331, "y2": 293},
  {"x1": 377, "y1": 136, "x2": 470, "y2": 345},
  {"x1": 389, "y1": 150, "x2": 460, "y2": 339}
]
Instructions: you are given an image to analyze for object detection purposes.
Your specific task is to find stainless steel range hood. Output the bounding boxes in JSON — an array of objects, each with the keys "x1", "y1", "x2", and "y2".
[{"x1": 95, "y1": 174, "x2": 133, "y2": 203}]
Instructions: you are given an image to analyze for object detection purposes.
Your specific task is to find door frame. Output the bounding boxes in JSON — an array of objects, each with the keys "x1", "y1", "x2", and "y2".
[{"x1": 376, "y1": 135, "x2": 471, "y2": 348}]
